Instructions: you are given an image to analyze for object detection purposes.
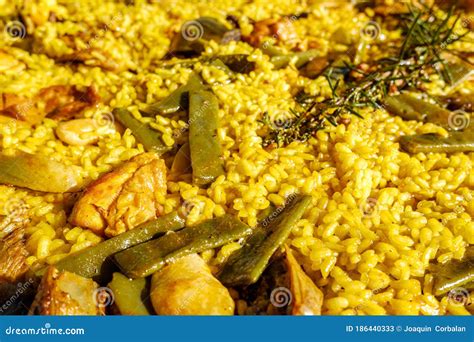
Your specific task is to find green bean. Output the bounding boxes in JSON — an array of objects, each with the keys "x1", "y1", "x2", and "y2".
[
  {"x1": 209, "y1": 54, "x2": 256, "y2": 74},
  {"x1": 399, "y1": 132, "x2": 474, "y2": 154},
  {"x1": 270, "y1": 49, "x2": 319, "y2": 69},
  {"x1": 142, "y1": 73, "x2": 204, "y2": 116},
  {"x1": 55, "y1": 212, "x2": 185, "y2": 282},
  {"x1": 107, "y1": 273, "x2": 152, "y2": 315},
  {"x1": 218, "y1": 194, "x2": 312, "y2": 286},
  {"x1": 433, "y1": 247, "x2": 474, "y2": 296},
  {"x1": 188, "y1": 89, "x2": 225, "y2": 186},
  {"x1": 0, "y1": 151, "x2": 83, "y2": 193},
  {"x1": 113, "y1": 108, "x2": 170, "y2": 155},
  {"x1": 384, "y1": 93, "x2": 452, "y2": 127},
  {"x1": 444, "y1": 58, "x2": 474, "y2": 88},
  {"x1": 114, "y1": 215, "x2": 252, "y2": 279}
]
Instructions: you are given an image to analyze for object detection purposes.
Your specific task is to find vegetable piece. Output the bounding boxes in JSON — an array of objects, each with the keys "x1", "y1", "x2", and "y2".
[
  {"x1": 219, "y1": 195, "x2": 312, "y2": 286},
  {"x1": 433, "y1": 247, "x2": 474, "y2": 296},
  {"x1": 171, "y1": 143, "x2": 192, "y2": 175},
  {"x1": 56, "y1": 211, "x2": 185, "y2": 282},
  {"x1": 142, "y1": 73, "x2": 203, "y2": 116},
  {"x1": 150, "y1": 254, "x2": 234, "y2": 315},
  {"x1": 384, "y1": 93, "x2": 453, "y2": 127},
  {"x1": 300, "y1": 56, "x2": 330, "y2": 79},
  {"x1": 188, "y1": 90, "x2": 225, "y2": 186},
  {"x1": 107, "y1": 273, "x2": 152, "y2": 315},
  {"x1": 113, "y1": 108, "x2": 170, "y2": 155},
  {"x1": 69, "y1": 152, "x2": 167, "y2": 237},
  {"x1": 114, "y1": 215, "x2": 252, "y2": 278},
  {"x1": 270, "y1": 49, "x2": 319, "y2": 69},
  {"x1": 399, "y1": 132, "x2": 474, "y2": 154},
  {"x1": 210, "y1": 54, "x2": 256, "y2": 74},
  {"x1": 169, "y1": 17, "x2": 240, "y2": 57},
  {"x1": 0, "y1": 151, "x2": 83, "y2": 193},
  {"x1": 244, "y1": 18, "x2": 298, "y2": 48},
  {"x1": 444, "y1": 57, "x2": 474, "y2": 88},
  {"x1": 285, "y1": 246, "x2": 323, "y2": 315},
  {"x1": 29, "y1": 267, "x2": 104, "y2": 315}
]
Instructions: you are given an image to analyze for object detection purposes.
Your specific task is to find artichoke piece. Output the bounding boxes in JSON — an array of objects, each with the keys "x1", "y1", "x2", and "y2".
[
  {"x1": 399, "y1": 132, "x2": 474, "y2": 154},
  {"x1": 432, "y1": 247, "x2": 474, "y2": 296},
  {"x1": 285, "y1": 246, "x2": 323, "y2": 315},
  {"x1": 108, "y1": 273, "x2": 152, "y2": 315},
  {"x1": 150, "y1": 254, "x2": 234, "y2": 315},
  {"x1": 219, "y1": 195, "x2": 312, "y2": 286},
  {"x1": 0, "y1": 151, "x2": 83, "y2": 193},
  {"x1": 29, "y1": 267, "x2": 104, "y2": 315},
  {"x1": 114, "y1": 215, "x2": 252, "y2": 279},
  {"x1": 169, "y1": 17, "x2": 240, "y2": 57}
]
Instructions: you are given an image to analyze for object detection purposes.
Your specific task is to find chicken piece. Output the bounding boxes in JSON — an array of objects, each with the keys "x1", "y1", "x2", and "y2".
[
  {"x1": 70, "y1": 153, "x2": 167, "y2": 237},
  {"x1": 39, "y1": 85, "x2": 100, "y2": 121},
  {"x1": 245, "y1": 17, "x2": 298, "y2": 47},
  {"x1": 29, "y1": 266, "x2": 104, "y2": 315},
  {"x1": 0, "y1": 93, "x2": 42, "y2": 124},
  {"x1": 0, "y1": 223, "x2": 29, "y2": 283},
  {"x1": 285, "y1": 246, "x2": 323, "y2": 315},
  {"x1": 150, "y1": 254, "x2": 235, "y2": 315}
]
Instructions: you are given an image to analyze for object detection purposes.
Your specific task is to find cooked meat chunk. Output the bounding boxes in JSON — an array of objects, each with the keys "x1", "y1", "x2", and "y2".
[
  {"x1": 0, "y1": 223, "x2": 29, "y2": 283},
  {"x1": 245, "y1": 18, "x2": 298, "y2": 47},
  {"x1": 150, "y1": 254, "x2": 235, "y2": 315},
  {"x1": 69, "y1": 152, "x2": 167, "y2": 238},
  {"x1": 29, "y1": 267, "x2": 104, "y2": 315},
  {"x1": 40, "y1": 85, "x2": 100, "y2": 121},
  {"x1": 56, "y1": 49, "x2": 121, "y2": 72}
]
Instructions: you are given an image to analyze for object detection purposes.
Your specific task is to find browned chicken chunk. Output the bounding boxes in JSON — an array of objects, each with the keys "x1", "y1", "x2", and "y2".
[
  {"x1": 0, "y1": 223, "x2": 29, "y2": 283},
  {"x1": 245, "y1": 17, "x2": 298, "y2": 47},
  {"x1": 29, "y1": 267, "x2": 104, "y2": 315},
  {"x1": 69, "y1": 152, "x2": 167, "y2": 238}
]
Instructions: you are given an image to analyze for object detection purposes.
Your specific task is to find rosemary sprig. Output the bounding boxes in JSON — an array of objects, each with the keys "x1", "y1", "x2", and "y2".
[{"x1": 261, "y1": 3, "x2": 471, "y2": 147}]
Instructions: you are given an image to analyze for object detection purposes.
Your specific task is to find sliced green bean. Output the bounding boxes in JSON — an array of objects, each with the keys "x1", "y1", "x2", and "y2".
[
  {"x1": 189, "y1": 89, "x2": 225, "y2": 186},
  {"x1": 433, "y1": 247, "x2": 474, "y2": 296},
  {"x1": 107, "y1": 273, "x2": 152, "y2": 315},
  {"x1": 142, "y1": 73, "x2": 204, "y2": 116},
  {"x1": 218, "y1": 194, "x2": 312, "y2": 286},
  {"x1": 270, "y1": 49, "x2": 319, "y2": 69},
  {"x1": 114, "y1": 215, "x2": 252, "y2": 279},
  {"x1": 384, "y1": 93, "x2": 453, "y2": 128},
  {"x1": 399, "y1": 132, "x2": 474, "y2": 154},
  {"x1": 209, "y1": 54, "x2": 256, "y2": 74},
  {"x1": 56, "y1": 212, "x2": 186, "y2": 282},
  {"x1": 113, "y1": 108, "x2": 170, "y2": 155}
]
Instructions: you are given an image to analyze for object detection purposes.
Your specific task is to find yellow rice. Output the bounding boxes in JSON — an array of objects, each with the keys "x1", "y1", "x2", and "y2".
[{"x1": 0, "y1": 0, "x2": 473, "y2": 315}]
